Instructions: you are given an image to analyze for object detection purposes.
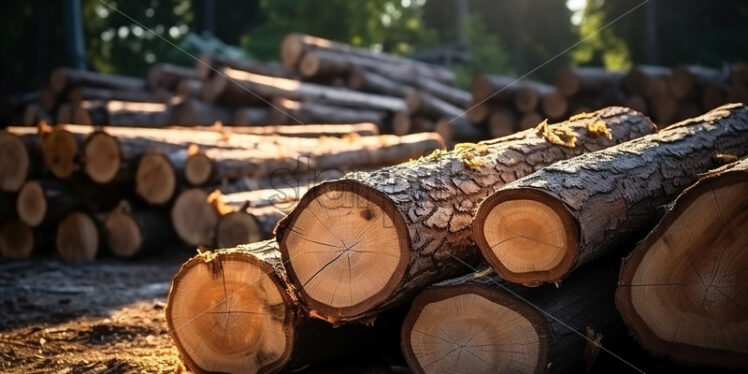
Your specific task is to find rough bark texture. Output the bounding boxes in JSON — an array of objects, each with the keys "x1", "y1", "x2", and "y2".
[
  {"x1": 276, "y1": 107, "x2": 655, "y2": 322},
  {"x1": 616, "y1": 156, "x2": 748, "y2": 368},
  {"x1": 166, "y1": 240, "x2": 397, "y2": 374},
  {"x1": 478, "y1": 103, "x2": 748, "y2": 286},
  {"x1": 403, "y1": 256, "x2": 625, "y2": 374}
]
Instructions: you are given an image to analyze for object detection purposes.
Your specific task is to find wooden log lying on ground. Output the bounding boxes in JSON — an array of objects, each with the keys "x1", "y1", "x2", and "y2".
[
  {"x1": 487, "y1": 109, "x2": 517, "y2": 138},
  {"x1": 434, "y1": 117, "x2": 487, "y2": 143},
  {"x1": 50, "y1": 67, "x2": 146, "y2": 93},
  {"x1": 473, "y1": 103, "x2": 748, "y2": 287},
  {"x1": 196, "y1": 53, "x2": 295, "y2": 80},
  {"x1": 406, "y1": 91, "x2": 464, "y2": 120},
  {"x1": 556, "y1": 67, "x2": 625, "y2": 97},
  {"x1": 0, "y1": 220, "x2": 35, "y2": 259},
  {"x1": 209, "y1": 67, "x2": 407, "y2": 112},
  {"x1": 188, "y1": 132, "x2": 445, "y2": 186},
  {"x1": 625, "y1": 65, "x2": 671, "y2": 97},
  {"x1": 104, "y1": 201, "x2": 174, "y2": 258},
  {"x1": 471, "y1": 74, "x2": 532, "y2": 105},
  {"x1": 68, "y1": 87, "x2": 167, "y2": 106},
  {"x1": 40, "y1": 125, "x2": 85, "y2": 179},
  {"x1": 166, "y1": 240, "x2": 391, "y2": 374},
  {"x1": 275, "y1": 107, "x2": 655, "y2": 322},
  {"x1": 402, "y1": 257, "x2": 624, "y2": 374},
  {"x1": 74, "y1": 100, "x2": 173, "y2": 126},
  {"x1": 201, "y1": 122, "x2": 380, "y2": 138},
  {"x1": 269, "y1": 98, "x2": 386, "y2": 125},
  {"x1": 281, "y1": 33, "x2": 455, "y2": 84},
  {"x1": 347, "y1": 69, "x2": 414, "y2": 98},
  {"x1": 171, "y1": 188, "x2": 220, "y2": 247},
  {"x1": 0, "y1": 129, "x2": 36, "y2": 192},
  {"x1": 519, "y1": 112, "x2": 544, "y2": 130},
  {"x1": 465, "y1": 100, "x2": 491, "y2": 124},
  {"x1": 173, "y1": 98, "x2": 233, "y2": 125},
  {"x1": 147, "y1": 63, "x2": 198, "y2": 91},
  {"x1": 16, "y1": 180, "x2": 85, "y2": 228},
  {"x1": 541, "y1": 89, "x2": 569, "y2": 120},
  {"x1": 136, "y1": 149, "x2": 186, "y2": 205},
  {"x1": 616, "y1": 157, "x2": 748, "y2": 368},
  {"x1": 56, "y1": 211, "x2": 99, "y2": 261},
  {"x1": 668, "y1": 65, "x2": 727, "y2": 100},
  {"x1": 215, "y1": 203, "x2": 288, "y2": 248}
]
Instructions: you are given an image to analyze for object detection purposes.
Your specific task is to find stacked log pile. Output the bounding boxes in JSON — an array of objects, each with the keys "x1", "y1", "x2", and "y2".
[
  {"x1": 0, "y1": 123, "x2": 444, "y2": 260},
  {"x1": 163, "y1": 103, "x2": 748, "y2": 374}
]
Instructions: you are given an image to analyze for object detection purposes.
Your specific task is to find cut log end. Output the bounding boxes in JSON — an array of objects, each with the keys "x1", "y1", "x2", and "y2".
[
  {"x1": 41, "y1": 127, "x2": 78, "y2": 179},
  {"x1": 17, "y1": 181, "x2": 46, "y2": 227},
  {"x1": 277, "y1": 181, "x2": 409, "y2": 319},
  {"x1": 618, "y1": 175, "x2": 748, "y2": 367},
  {"x1": 0, "y1": 221, "x2": 34, "y2": 259},
  {"x1": 402, "y1": 285, "x2": 547, "y2": 374},
  {"x1": 56, "y1": 212, "x2": 98, "y2": 262},
  {"x1": 216, "y1": 212, "x2": 262, "y2": 249},
  {"x1": 280, "y1": 33, "x2": 305, "y2": 68},
  {"x1": 105, "y1": 210, "x2": 143, "y2": 258},
  {"x1": 185, "y1": 153, "x2": 213, "y2": 186},
  {"x1": 171, "y1": 189, "x2": 219, "y2": 247},
  {"x1": 0, "y1": 131, "x2": 30, "y2": 192},
  {"x1": 298, "y1": 52, "x2": 321, "y2": 77},
  {"x1": 136, "y1": 152, "x2": 176, "y2": 205},
  {"x1": 166, "y1": 252, "x2": 292, "y2": 374},
  {"x1": 473, "y1": 189, "x2": 579, "y2": 286},
  {"x1": 84, "y1": 132, "x2": 121, "y2": 184}
]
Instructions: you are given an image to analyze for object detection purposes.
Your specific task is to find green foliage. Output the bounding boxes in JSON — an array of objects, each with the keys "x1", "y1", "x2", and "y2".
[
  {"x1": 241, "y1": 0, "x2": 439, "y2": 60},
  {"x1": 572, "y1": 0, "x2": 632, "y2": 70},
  {"x1": 453, "y1": 15, "x2": 512, "y2": 88}
]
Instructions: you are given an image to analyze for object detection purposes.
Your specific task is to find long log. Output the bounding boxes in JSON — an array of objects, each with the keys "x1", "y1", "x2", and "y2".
[
  {"x1": 187, "y1": 132, "x2": 445, "y2": 186},
  {"x1": 464, "y1": 100, "x2": 491, "y2": 124},
  {"x1": 347, "y1": 69, "x2": 414, "y2": 98},
  {"x1": 616, "y1": 157, "x2": 748, "y2": 368},
  {"x1": 196, "y1": 53, "x2": 295, "y2": 80},
  {"x1": 519, "y1": 112, "x2": 544, "y2": 130},
  {"x1": 434, "y1": 117, "x2": 487, "y2": 143},
  {"x1": 406, "y1": 91, "x2": 465, "y2": 120},
  {"x1": 50, "y1": 68, "x2": 146, "y2": 93},
  {"x1": 147, "y1": 63, "x2": 198, "y2": 91},
  {"x1": 104, "y1": 201, "x2": 174, "y2": 258},
  {"x1": 55, "y1": 211, "x2": 99, "y2": 261},
  {"x1": 208, "y1": 67, "x2": 407, "y2": 112},
  {"x1": 274, "y1": 107, "x2": 655, "y2": 322},
  {"x1": 173, "y1": 98, "x2": 233, "y2": 125},
  {"x1": 473, "y1": 103, "x2": 748, "y2": 287},
  {"x1": 68, "y1": 87, "x2": 167, "y2": 106},
  {"x1": 556, "y1": 67, "x2": 624, "y2": 97},
  {"x1": 166, "y1": 240, "x2": 394, "y2": 374},
  {"x1": 269, "y1": 98, "x2": 386, "y2": 125},
  {"x1": 402, "y1": 257, "x2": 624, "y2": 374},
  {"x1": 200, "y1": 122, "x2": 380, "y2": 138},
  {"x1": 0, "y1": 129, "x2": 38, "y2": 192},
  {"x1": 540, "y1": 89, "x2": 569, "y2": 121},
  {"x1": 175, "y1": 78, "x2": 202, "y2": 97},
  {"x1": 281, "y1": 33, "x2": 455, "y2": 84},
  {"x1": 471, "y1": 75, "x2": 532, "y2": 105},
  {"x1": 74, "y1": 100, "x2": 173, "y2": 126}
]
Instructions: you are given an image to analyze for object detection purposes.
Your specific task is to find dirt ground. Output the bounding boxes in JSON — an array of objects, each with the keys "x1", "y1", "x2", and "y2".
[{"x1": 0, "y1": 248, "x2": 738, "y2": 374}]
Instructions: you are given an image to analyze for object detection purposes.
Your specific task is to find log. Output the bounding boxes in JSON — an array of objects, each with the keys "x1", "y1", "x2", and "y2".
[
  {"x1": 173, "y1": 98, "x2": 233, "y2": 125},
  {"x1": 0, "y1": 220, "x2": 35, "y2": 259},
  {"x1": 136, "y1": 148, "x2": 186, "y2": 205},
  {"x1": 413, "y1": 78, "x2": 471, "y2": 108},
  {"x1": 50, "y1": 68, "x2": 146, "y2": 93},
  {"x1": 465, "y1": 100, "x2": 491, "y2": 124},
  {"x1": 281, "y1": 33, "x2": 455, "y2": 84},
  {"x1": 624, "y1": 65, "x2": 671, "y2": 97},
  {"x1": 55, "y1": 211, "x2": 99, "y2": 261},
  {"x1": 624, "y1": 95, "x2": 648, "y2": 115},
  {"x1": 650, "y1": 91, "x2": 678, "y2": 124},
  {"x1": 540, "y1": 89, "x2": 569, "y2": 120},
  {"x1": 166, "y1": 240, "x2": 391, "y2": 373},
  {"x1": 402, "y1": 257, "x2": 624, "y2": 374},
  {"x1": 40, "y1": 125, "x2": 85, "y2": 179},
  {"x1": 201, "y1": 122, "x2": 380, "y2": 138},
  {"x1": 232, "y1": 107, "x2": 272, "y2": 125},
  {"x1": 471, "y1": 75, "x2": 532, "y2": 105},
  {"x1": 147, "y1": 63, "x2": 198, "y2": 91},
  {"x1": 215, "y1": 205, "x2": 287, "y2": 248},
  {"x1": 171, "y1": 188, "x2": 220, "y2": 246},
  {"x1": 473, "y1": 103, "x2": 748, "y2": 287},
  {"x1": 434, "y1": 117, "x2": 487, "y2": 143},
  {"x1": 16, "y1": 179, "x2": 85, "y2": 228},
  {"x1": 74, "y1": 100, "x2": 173, "y2": 126},
  {"x1": 514, "y1": 81, "x2": 552, "y2": 114},
  {"x1": 616, "y1": 157, "x2": 748, "y2": 368},
  {"x1": 208, "y1": 67, "x2": 407, "y2": 112},
  {"x1": 104, "y1": 201, "x2": 174, "y2": 258},
  {"x1": 406, "y1": 91, "x2": 465, "y2": 120},
  {"x1": 700, "y1": 82, "x2": 727, "y2": 111},
  {"x1": 56, "y1": 103, "x2": 73, "y2": 124},
  {"x1": 347, "y1": 69, "x2": 414, "y2": 98},
  {"x1": 187, "y1": 132, "x2": 445, "y2": 185},
  {"x1": 269, "y1": 98, "x2": 385, "y2": 125},
  {"x1": 68, "y1": 87, "x2": 168, "y2": 106},
  {"x1": 556, "y1": 67, "x2": 625, "y2": 97},
  {"x1": 487, "y1": 109, "x2": 517, "y2": 138},
  {"x1": 275, "y1": 107, "x2": 655, "y2": 322},
  {"x1": 668, "y1": 65, "x2": 727, "y2": 100},
  {"x1": 519, "y1": 112, "x2": 544, "y2": 130},
  {"x1": 0, "y1": 129, "x2": 36, "y2": 192},
  {"x1": 217, "y1": 169, "x2": 347, "y2": 195},
  {"x1": 392, "y1": 112, "x2": 412, "y2": 135},
  {"x1": 176, "y1": 78, "x2": 202, "y2": 97},
  {"x1": 23, "y1": 103, "x2": 52, "y2": 126},
  {"x1": 196, "y1": 53, "x2": 295, "y2": 80},
  {"x1": 40, "y1": 87, "x2": 57, "y2": 112}
]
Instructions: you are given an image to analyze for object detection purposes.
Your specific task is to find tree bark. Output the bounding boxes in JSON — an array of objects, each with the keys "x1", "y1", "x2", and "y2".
[
  {"x1": 208, "y1": 122, "x2": 380, "y2": 138},
  {"x1": 473, "y1": 103, "x2": 748, "y2": 287},
  {"x1": 275, "y1": 107, "x2": 655, "y2": 322},
  {"x1": 269, "y1": 98, "x2": 386, "y2": 125},
  {"x1": 147, "y1": 63, "x2": 198, "y2": 91},
  {"x1": 347, "y1": 69, "x2": 413, "y2": 98},
  {"x1": 50, "y1": 68, "x2": 146, "y2": 93},
  {"x1": 166, "y1": 240, "x2": 398, "y2": 374},
  {"x1": 402, "y1": 256, "x2": 625, "y2": 374},
  {"x1": 556, "y1": 67, "x2": 625, "y2": 98},
  {"x1": 173, "y1": 98, "x2": 233, "y2": 125},
  {"x1": 616, "y1": 157, "x2": 748, "y2": 369},
  {"x1": 68, "y1": 87, "x2": 168, "y2": 106},
  {"x1": 74, "y1": 100, "x2": 173, "y2": 127},
  {"x1": 196, "y1": 53, "x2": 296, "y2": 80},
  {"x1": 175, "y1": 78, "x2": 202, "y2": 98},
  {"x1": 103, "y1": 201, "x2": 175, "y2": 258}
]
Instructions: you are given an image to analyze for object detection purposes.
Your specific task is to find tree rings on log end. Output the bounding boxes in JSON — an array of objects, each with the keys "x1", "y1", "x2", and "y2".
[
  {"x1": 17, "y1": 181, "x2": 46, "y2": 227},
  {"x1": 41, "y1": 127, "x2": 78, "y2": 179},
  {"x1": 0, "y1": 220, "x2": 34, "y2": 259},
  {"x1": 276, "y1": 180, "x2": 409, "y2": 320},
  {"x1": 185, "y1": 153, "x2": 213, "y2": 186},
  {"x1": 402, "y1": 284, "x2": 548, "y2": 374},
  {"x1": 84, "y1": 132, "x2": 121, "y2": 184},
  {"x1": 216, "y1": 212, "x2": 262, "y2": 249},
  {"x1": 171, "y1": 189, "x2": 219, "y2": 247},
  {"x1": 617, "y1": 173, "x2": 748, "y2": 368},
  {"x1": 56, "y1": 212, "x2": 98, "y2": 262},
  {"x1": 166, "y1": 252, "x2": 294, "y2": 374},
  {"x1": 105, "y1": 209, "x2": 143, "y2": 258},
  {"x1": 136, "y1": 151, "x2": 177, "y2": 205},
  {"x1": 0, "y1": 131, "x2": 30, "y2": 192},
  {"x1": 473, "y1": 188, "x2": 579, "y2": 287}
]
